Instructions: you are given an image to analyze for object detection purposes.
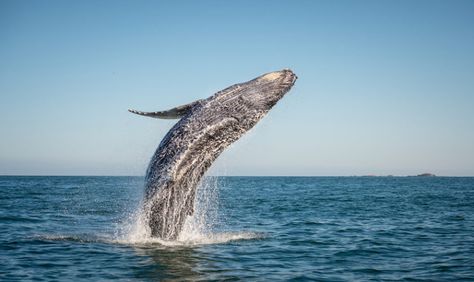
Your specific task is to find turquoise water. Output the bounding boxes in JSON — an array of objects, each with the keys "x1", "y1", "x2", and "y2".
[{"x1": 1, "y1": 176, "x2": 473, "y2": 281}]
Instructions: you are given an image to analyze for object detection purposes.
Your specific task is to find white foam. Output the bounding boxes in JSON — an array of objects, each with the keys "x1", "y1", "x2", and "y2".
[{"x1": 112, "y1": 231, "x2": 261, "y2": 247}]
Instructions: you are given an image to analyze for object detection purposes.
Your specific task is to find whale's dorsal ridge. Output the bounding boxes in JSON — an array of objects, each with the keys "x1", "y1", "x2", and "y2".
[{"x1": 128, "y1": 99, "x2": 202, "y2": 119}]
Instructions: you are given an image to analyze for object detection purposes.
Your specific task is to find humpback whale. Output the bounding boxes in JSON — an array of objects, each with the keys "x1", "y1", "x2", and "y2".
[{"x1": 129, "y1": 69, "x2": 297, "y2": 240}]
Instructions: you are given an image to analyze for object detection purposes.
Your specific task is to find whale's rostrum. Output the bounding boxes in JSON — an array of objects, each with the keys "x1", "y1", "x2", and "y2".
[{"x1": 129, "y1": 69, "x2": 297, "y2": 240}]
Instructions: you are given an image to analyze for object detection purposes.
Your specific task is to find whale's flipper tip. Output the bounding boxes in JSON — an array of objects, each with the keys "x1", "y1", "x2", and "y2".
[
  {"x1": 128, "y1": 109, "x2": 150, "y2": 116},
  {"x1": 128, "y1": 100, "x2": 201, "y2": 119},
  {"x1": 128, "y1": 108, "x2": 174, "y2": 119}
]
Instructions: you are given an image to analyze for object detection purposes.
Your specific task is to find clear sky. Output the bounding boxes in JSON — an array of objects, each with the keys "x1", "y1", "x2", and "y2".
[{"x1": 1, "y1": 0, "x2": 473, "y2": 176}]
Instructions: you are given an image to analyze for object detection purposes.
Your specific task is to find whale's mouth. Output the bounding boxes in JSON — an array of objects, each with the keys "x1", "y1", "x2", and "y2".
[
  {"x1": 290, "y1": 73, "x2": 298, "y2": 84},
  {"x1": 278, "y1": 69, "x2": 298, "y2": 91},
  {"x1": 286, "y1": 69, "x2": 298, "y2": 84},
  {"x1": 276, "y1": 69, "x2": 298, "y2": 100}
]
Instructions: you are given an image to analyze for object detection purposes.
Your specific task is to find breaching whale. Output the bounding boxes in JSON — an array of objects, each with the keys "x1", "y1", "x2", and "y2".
[{"x1": 129, "y1": 69, "x2": 297, "y2": 240}]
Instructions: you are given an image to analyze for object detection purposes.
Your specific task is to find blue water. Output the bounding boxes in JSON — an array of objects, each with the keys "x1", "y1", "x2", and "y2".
[{"x1": 1, "y1": 176, "x2": 473, "y2": 281}]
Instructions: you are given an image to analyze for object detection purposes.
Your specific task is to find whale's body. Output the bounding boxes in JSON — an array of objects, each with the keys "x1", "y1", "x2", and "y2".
[{"x1": 130, "y1": 69, "x2": 297, "y2": 240}]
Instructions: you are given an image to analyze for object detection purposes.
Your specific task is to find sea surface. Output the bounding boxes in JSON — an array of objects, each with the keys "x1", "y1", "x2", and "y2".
[{"x1": 1, "y1": 176, "x2": 473, "y2": 281}]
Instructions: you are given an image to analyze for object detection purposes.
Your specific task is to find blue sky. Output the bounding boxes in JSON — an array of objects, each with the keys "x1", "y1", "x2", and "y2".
[{"x1": 1, "y1": 0, "x2": 473, "y2": 176}]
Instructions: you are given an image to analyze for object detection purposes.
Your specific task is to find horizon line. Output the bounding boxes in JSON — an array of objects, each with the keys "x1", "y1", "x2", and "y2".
[{"x1": 1, "y1": 174, "x2": 473, "y2": 178}]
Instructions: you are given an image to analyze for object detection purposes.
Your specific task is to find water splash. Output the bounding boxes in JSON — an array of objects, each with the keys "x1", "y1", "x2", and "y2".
[
  {"x1": 178, "y1": 176, "x2": 220, "y2": 241},
  {"x1": 118, "y1": 176, "x2": 262, "y2": 246}
]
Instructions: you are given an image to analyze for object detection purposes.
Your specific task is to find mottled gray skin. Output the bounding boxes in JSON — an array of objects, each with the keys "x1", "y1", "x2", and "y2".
[{"x1": 131, "y1": 69, "x2": 297, "y2": 240}]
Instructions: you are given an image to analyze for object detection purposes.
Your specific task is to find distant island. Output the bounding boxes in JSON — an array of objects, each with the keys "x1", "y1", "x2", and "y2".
[
  {"x1": 358, "y1": 173, "x2": 437, "y2": 177},
  {"x1": 415, "y1": 173, "x2": 436, "y2": 177}
]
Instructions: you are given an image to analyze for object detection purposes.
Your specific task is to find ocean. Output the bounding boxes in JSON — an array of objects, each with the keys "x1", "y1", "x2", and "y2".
[{"x1": 1, "y1": 176, "x2": 473, "y2": 281}]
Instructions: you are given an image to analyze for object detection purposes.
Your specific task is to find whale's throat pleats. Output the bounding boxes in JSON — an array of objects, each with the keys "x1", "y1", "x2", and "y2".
[{"x1": 128, "y1": 99, "x2": 202, "y2": 119}]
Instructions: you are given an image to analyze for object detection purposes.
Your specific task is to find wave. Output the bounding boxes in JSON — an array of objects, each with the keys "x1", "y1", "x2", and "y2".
[
  {"x1": 34, "y1": 231, "x2": 263, "y2": 247},
  {"x1": 117, "y1": 231, "x2": 263, "y2": 246}
]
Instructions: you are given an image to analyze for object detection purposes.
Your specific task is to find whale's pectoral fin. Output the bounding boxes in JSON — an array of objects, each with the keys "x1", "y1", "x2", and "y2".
[{"x1": 128, "y1": 100, "x2": 202, "y2": 119}]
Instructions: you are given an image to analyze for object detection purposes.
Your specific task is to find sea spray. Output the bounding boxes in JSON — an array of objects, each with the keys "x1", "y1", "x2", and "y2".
[
  {"x1": 119, "y1": 176, "x2": 262, "y2": 246},
  {"x1": 178, "y1": 176, "x2": 221, "y2": 242},
  {"x1": 122, "y1": 176, "x2": 221, "y2": 244}
]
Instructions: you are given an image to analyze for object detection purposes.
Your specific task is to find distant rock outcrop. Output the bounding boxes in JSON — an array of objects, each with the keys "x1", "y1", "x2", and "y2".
[{"x1": 416, "y1": 173, "x2": 436, "y2": 177}]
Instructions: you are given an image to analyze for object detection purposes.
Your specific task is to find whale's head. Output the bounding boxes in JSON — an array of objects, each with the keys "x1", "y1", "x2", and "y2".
[
  {"x1": 204, "y1": 69, "x2": 297, "y2": 123},
  {"x1": 231, "y1": 69, "x2": 297, "y2": 110}
]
